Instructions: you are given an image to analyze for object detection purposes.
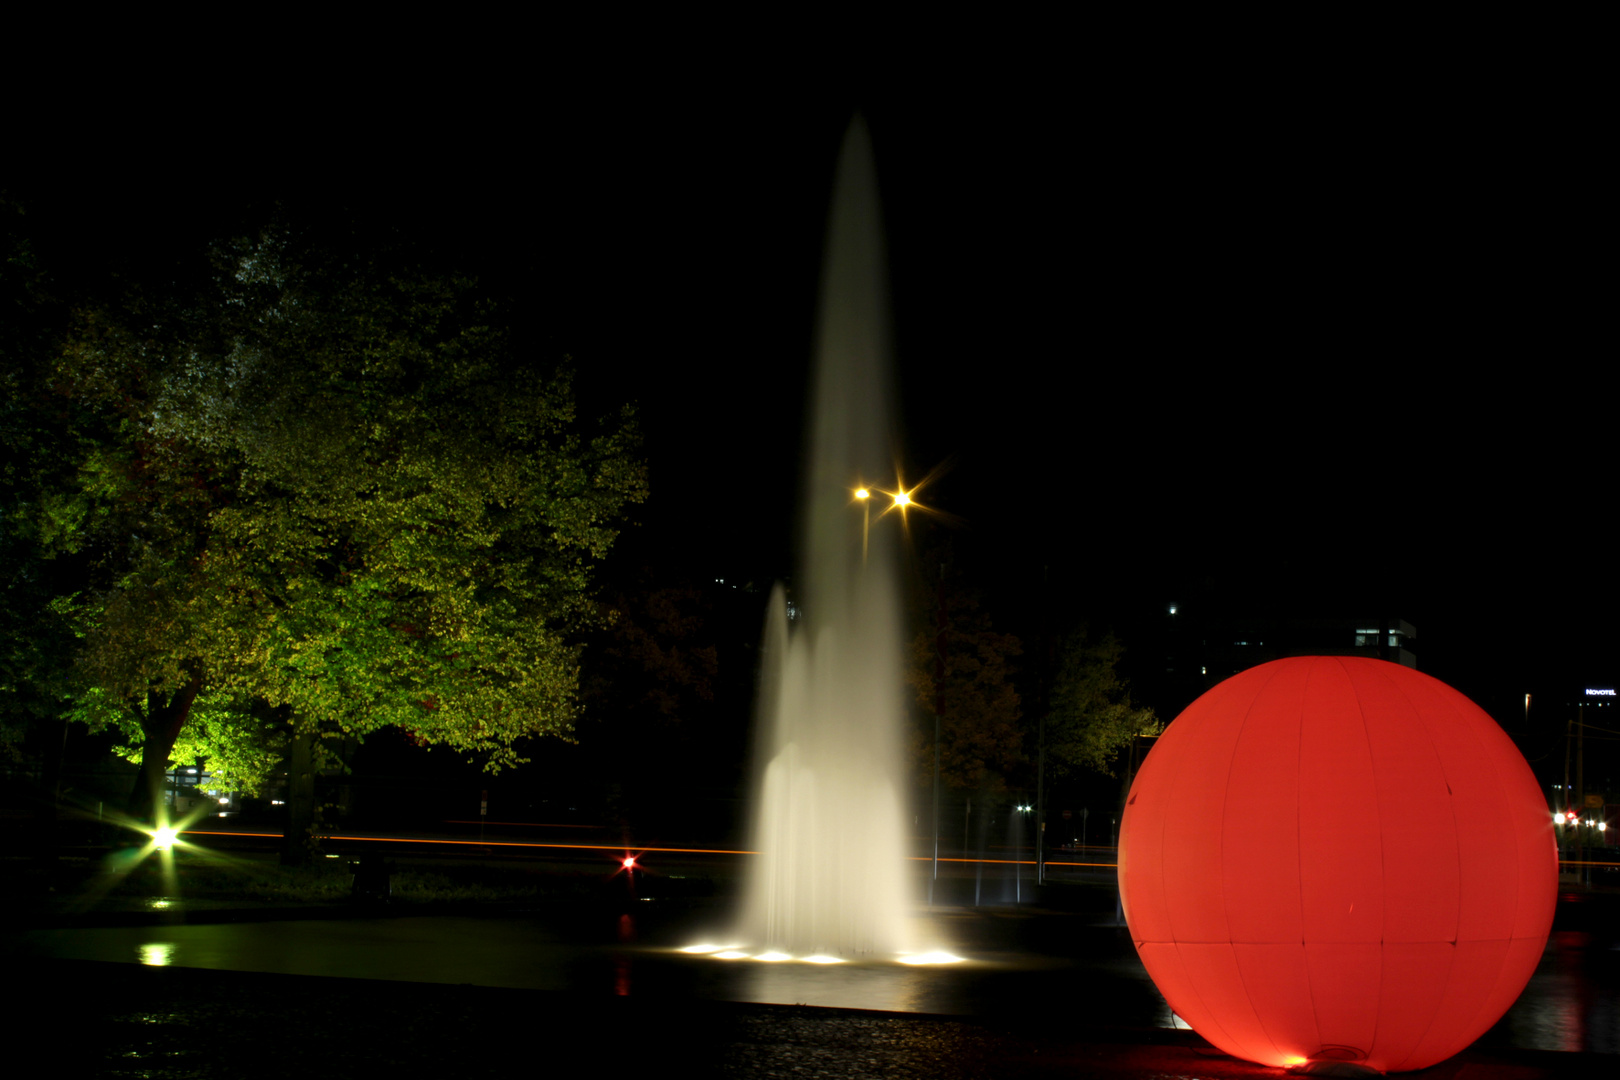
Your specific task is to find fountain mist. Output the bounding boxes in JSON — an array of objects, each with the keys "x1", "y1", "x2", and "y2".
[{"x1": 737, "y1": 117, "x2": 916, "y2": 959}]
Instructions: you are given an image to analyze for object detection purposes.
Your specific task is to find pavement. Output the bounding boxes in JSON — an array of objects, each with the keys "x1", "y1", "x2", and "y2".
[
  {"x1": 14, "y1": 954, "x2": 1607, "y2": 1079},
  {"x1": 12, "y1": 902, "x2": 1613, "y2": 1080},
  {"x1": 10, "y1": 853, "x2": 1617, "y2": 1078}
]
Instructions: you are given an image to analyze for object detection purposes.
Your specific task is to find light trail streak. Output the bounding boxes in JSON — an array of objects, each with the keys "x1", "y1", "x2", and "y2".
[
  {"x1": 181, "y1": 831, "x2": 1124, "y2": 865},
  {"x1": 180, "y1": 830, "x2": 757, "y2": 855},
  {"x1": 441, "y1": 820, "x2": 605, "y2": 829}
]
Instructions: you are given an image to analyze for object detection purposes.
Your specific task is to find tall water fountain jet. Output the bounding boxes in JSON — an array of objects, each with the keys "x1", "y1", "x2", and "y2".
[{"x1": 737, "y1": 117, "x2": 917, "y2": 959}]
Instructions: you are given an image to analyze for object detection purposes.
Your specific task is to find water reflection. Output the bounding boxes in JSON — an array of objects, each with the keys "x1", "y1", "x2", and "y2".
[
  {"x1": 1494, "y1": 930, "x2": 1620, "y2": 1055},
  {"x1": 614, "y1": 913, "x2": 634, "y2": 996},
  {"x1": 746, "y1": 958, "x2": 946, "y2": 1013},
  {"x1": 137, "y1": 942, "x2": 176, "y2": 966},
  {"x1": 10, "y1": 908, "x2": 1617, "y2": 1056}
]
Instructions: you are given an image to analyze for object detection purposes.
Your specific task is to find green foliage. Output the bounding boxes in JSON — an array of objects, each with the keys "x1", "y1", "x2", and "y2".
[
  {"x1": 0, "y1": 195, "x2": 86, "y2": 755},
  {"x1": 35, "y1": 219, "x2": 647, "y2": 784},
  {"x1": 907, "y1": 584, "x2": 1024, "y2": 791},
  {"x1": 1045, "y1": 626, "x2": 1160, "y2": 777},
  {"x1": 71, "y1": 687, "x2": 290, "y2": 794},
  {"x1": 581, "y1": 570, "x2": 718, "y2": 724}
]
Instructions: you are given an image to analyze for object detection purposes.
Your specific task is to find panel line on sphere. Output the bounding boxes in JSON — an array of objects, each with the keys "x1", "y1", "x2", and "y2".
[
  {"x1": 1388, "y1": 940, "x2": 1460, "y2": 1072},
  {"x1": 1431, "y1": 685, "x2": 1538, "y2": 1055},
  {"x1": 1336, "y1": 657, "x2": 1389, "y2": 942},
  {"x1": 1225, "y1": 941, "x2": 1291, "y2": 1064},
  {"x1": 1293, "y1": 670, "x2": 1308, "y2": 948},
  {"x1": 1289, "y1": 674, "x2": 1326, "y2": 1060},
  {"x1": 1216, "y1": 663, "x2": 1282, "y2": 944},
  {"x1": 1223, "y1": 659, "x2": 1300, "y2": 944},
  {"x1": 1168, "y1": 941, "x2": 1249, "y2": 1061},
  {"x1": 1464, "y1": 684, "x2": 1527, "y2": 946},
  {"x1": 1333, "y1": 658, "x2": 1388, "y2": 1060},
  {"x1": 1375, "y1": 662, "x2": 1466, "y2": 946}
]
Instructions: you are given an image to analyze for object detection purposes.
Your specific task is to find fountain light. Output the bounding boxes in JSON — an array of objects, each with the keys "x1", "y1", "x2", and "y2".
[
  {"x1": 678, "y1": 944, "x2": 730, "y2": 954},
  {"x1": 714, "y1": 950, "x2": 751, "y2": 960},
  {"x1": 801, "y1": 954, "x2": 845, "y2": 965},
  {"x1": 753, "y1": 951, "x2": 792, "y2": 962},
  {"x1": 897, "y1": 950, "x2": 965, "y2": 965}
]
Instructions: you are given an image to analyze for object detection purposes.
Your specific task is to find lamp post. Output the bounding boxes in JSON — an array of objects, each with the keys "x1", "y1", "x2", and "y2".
[
  {"x1": 857, "y1": 477, "x2": 939, "y2": 899},
  {"x1": 930, "y1": 555, "x2": 946, "y2": 906},
  {"x1": 854, "y1": 487, "x2": 870, "y2": 561}
]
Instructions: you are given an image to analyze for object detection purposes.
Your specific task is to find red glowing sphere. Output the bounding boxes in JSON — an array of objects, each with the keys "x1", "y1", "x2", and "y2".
[{"x1": 1119, "y1": 657, "x2": 1555, "y2": 1073}]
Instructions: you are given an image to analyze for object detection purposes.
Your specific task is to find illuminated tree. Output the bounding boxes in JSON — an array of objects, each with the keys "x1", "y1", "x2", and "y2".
[
  {"x1": 906, "y1": 581, "x2": 1024, "y2": 792},
  {"x1": 43, "y1": 224, "x2": 647, "y2": 830},
  {"x1": 1044, "y1": 626, "x2": 1160, "y2": 777}
]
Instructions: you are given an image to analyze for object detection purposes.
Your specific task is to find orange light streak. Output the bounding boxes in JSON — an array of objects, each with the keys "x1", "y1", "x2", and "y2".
[
  {"x1": 179, "y1": 830, "x2": 757, "y2": 855},
  {"x1": 178, "y1": 831, "x2": 1126, "y2": 866},
  {"x1": 442, "y1": 820, "x2": 605, "y2": 829}
]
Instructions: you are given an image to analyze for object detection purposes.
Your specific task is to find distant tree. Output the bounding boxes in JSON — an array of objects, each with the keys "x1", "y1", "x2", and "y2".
[
  {"x1": 1, "y1": 195, "x2": 93, "y2": 863},
  {"x1": 906, "y1": 574, "x2": 1024, "y2": 792},
  {"x1": 582, "y1": 569, "x2": 718, "y2": 725},
  {"x1": 1044, "y1": 626, "x2": 1160, "y2": 778},
  {"x1": 576, "y1": 568, "x2": 719, "y2": 824},
  {"x1": 41, "y1": 223, "x2": 647, "y2": 837},
  {"x1": 0, "y1": 194, "x2": 69, "y2": 761}
]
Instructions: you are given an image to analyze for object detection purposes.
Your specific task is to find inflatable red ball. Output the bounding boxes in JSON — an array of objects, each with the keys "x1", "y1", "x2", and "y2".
[{"x1": 1119, "y1": 657, "x2": 1555, "y2": 1073}]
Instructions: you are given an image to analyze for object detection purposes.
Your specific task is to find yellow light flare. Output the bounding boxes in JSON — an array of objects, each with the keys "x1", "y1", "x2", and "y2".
[{"x1": 854, "y1": 488, "x2": 870, "y2": 500}]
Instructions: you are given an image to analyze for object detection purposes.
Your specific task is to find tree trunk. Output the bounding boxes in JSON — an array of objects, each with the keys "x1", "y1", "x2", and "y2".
[
  {"x1": 281, "y1": 729, "x2": 317, "y2": 866},
  {"x1": 126, "y1": 678, "x2": 203, "y2": 827},
  {"x1": 33, "y1": 718, "x2": 69, "y2": 866}
]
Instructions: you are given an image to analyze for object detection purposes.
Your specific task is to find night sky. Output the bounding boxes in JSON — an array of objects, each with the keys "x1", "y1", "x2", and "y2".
[{"x1": 9, "y1": 52, "x2": 1607, "y2": 777}]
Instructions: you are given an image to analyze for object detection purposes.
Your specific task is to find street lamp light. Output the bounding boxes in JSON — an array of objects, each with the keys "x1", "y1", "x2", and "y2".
[{"x1": 853, "y1": 486, "x2": 871, "y2": 560}]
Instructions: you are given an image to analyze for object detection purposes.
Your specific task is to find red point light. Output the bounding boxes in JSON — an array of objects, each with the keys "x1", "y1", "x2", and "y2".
[{"x1": 623, "y1": 856, "x2": 636, "y2": 869}]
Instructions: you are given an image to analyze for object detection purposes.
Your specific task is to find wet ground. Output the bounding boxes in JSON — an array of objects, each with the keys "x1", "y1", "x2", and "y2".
[
  {"x1": 8, "y1": 842, "x2": 1618, "y2": 1077},
  {"x1": 8, "y1": 890, "x2": 1619, "y2": 1078}
]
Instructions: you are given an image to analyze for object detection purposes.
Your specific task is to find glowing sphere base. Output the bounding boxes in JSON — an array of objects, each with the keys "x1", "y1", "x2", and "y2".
[{"x1": 1119, "y1": 657, "x2": 1555, "y2": 1073}]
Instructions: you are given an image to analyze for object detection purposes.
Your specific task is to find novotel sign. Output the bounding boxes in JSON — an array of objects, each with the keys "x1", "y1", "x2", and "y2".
[{"x1": 1585, "y1": 688, "x2": 1617, "y2": 697}]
